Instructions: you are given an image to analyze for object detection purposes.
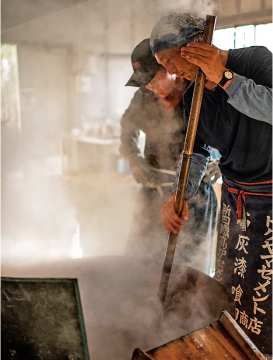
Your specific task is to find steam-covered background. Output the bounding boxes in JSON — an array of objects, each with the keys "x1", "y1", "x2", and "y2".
[
  {"x1": 2, "y1": 0, "x2": 272, "y2": 268},
  {"x1": 1, "y1": 0, "x2": 272, "y2": 358},
  {"x1": 3, "y1": 0, "x2": 220, "y2": 269}
]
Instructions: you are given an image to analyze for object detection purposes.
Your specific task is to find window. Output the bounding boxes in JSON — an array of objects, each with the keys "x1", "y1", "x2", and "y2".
[
  {"x1": 1, "y1": 44, "x2": 21, "y2": 127},
  {"x1": 255, "y1": 23, "x2": 273, "y2": 52},
  {"x1": 213, "y1": 23, "x2": 273, "y2": 52}
]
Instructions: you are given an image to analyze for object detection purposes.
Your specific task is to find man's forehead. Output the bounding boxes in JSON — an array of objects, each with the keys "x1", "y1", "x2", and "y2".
[
  {"x1": 155, "y1": 48, "x2": 172, "y2": 62},
  {"x1": 156, "y1": 46, "x2": 181, "y2": 61}
]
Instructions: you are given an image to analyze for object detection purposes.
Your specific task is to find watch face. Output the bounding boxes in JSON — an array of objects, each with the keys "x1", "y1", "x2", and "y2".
[{"x1": 225, "y1": 71, "x2": 233, "y2": 80}]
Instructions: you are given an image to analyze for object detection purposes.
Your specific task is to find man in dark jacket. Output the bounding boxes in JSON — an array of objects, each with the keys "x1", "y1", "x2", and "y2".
[
  {"x1": 150, "y1": 13, "x2": 272, "y2": 355},
  {"x1": 120, "y1": 38, "x2": 218, "y2": 274}
]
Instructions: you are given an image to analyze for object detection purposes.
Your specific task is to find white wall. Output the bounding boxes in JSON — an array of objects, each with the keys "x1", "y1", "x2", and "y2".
[
  {"x1": 2, "y1": 0, "x2": 228, "y2": 128},
  {"x1": 17, "y1": 44, "x2": 73, "y2": 152}
]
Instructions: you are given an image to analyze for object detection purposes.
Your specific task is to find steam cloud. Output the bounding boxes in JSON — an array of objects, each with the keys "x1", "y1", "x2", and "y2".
[{"x1": 2, "y1": 1, "x2": 220, "y2": 359}]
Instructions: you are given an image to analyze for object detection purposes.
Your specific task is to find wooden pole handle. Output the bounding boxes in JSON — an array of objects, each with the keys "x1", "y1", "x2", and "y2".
[
  {"x1": 175, "y1": 15, "x2": 217, "y2": 216},
  {"x1": 158, "y1": 15, "x2": 217, "y2": 304}
]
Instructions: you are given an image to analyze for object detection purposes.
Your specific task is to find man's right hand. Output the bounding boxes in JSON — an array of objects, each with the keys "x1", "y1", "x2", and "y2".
[{"x1": 161, "y1": 193, "x2": 188, "y2": 234}]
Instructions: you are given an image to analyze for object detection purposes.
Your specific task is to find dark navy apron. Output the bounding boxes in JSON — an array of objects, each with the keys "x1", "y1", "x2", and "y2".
[{"x1": 215, "y1": 176, "x2": 272, "y2": 355}]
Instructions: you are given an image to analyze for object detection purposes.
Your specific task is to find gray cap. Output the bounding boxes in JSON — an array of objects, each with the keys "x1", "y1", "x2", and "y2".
[
  {"x1": 126, "y1": 38, "x2": 162, "y2": 87},
  {"x1": 150, "y1": 13, "x2": 205, "y2": 56}
]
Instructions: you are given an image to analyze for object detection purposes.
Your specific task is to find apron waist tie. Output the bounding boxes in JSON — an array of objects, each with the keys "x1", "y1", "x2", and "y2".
[
  {"x1": 152, "y1": 168, "x2": 176, "y2": 176},
  {"x1": 224, "y1": 185, "x2": 246, "y2": 220},
  {"x1": 223, "y1": 182, "x2": 272, "y2": 221},
  {"x1": 144, "y1": 168, "x2": 176, "y2": 197},
  {"x1": 143, "y1": 182, "x2": 173, "y2": 197}
]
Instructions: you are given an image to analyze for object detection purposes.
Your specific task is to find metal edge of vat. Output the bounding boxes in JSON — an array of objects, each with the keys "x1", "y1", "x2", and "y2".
[
  {"x1": 219, "y1": 311, "x2": 266, "y2": 360},
  {"x1": 212, "y1": 276, "x2": 236, "y2": 318}
]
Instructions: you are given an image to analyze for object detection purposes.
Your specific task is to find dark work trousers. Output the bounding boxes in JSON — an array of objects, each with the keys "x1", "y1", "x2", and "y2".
[
  {"x1": 125, "y1": 182, "x2": 218, "y2": 275},
  {"x1": 215, "y1": 176, "x2": 272, "y2": 355}
]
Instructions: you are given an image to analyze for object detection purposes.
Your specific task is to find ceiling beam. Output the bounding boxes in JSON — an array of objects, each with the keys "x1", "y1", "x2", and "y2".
[
  {"x1": 216, "y1": 10, "x2": 272, "y2": 29},
  {"x1": 1, "y1": 0, "x2": 99, "y2": 34}
]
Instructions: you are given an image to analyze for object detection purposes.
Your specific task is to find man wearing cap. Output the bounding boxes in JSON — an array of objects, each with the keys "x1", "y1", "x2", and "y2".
[
  {"x1": 150, "y1": 13, "x2": 272, "y2": 355},
  {"x1": 120, "y1": 38, "x2": 218, "y2": 273}
]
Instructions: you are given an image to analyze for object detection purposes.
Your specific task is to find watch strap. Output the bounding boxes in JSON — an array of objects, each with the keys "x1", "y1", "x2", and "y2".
[{"x1": 218, "y1": 70, "x2": 234, "y2": 87}]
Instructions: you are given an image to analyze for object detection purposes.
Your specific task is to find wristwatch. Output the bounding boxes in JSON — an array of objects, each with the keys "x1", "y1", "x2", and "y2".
[{"x1": 218, "y1": 69, "x2": 234, "y2": 87}]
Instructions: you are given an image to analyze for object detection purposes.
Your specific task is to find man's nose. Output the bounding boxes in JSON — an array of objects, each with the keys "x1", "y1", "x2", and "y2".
[
  {"x1": 165, "y1": 63, "x2": 176, "y2": 75},
  {"x1": 149, "y1": 84, "x2": 157, "y2": 92}
]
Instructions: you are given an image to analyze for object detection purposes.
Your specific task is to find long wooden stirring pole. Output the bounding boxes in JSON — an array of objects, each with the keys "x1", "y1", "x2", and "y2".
[{"x1": 158, "y1": 15, "x2": 217, "y2": 303}]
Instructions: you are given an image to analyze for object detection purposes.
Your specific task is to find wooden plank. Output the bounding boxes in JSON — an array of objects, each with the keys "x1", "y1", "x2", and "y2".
[{"x1": 219, "y1": 311, "x2": 265, "y2": 360}]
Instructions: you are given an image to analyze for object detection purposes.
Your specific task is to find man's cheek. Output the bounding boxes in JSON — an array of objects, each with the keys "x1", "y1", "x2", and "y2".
[{"x1": 176, "y1": 58, "x2": 184, "y2": 70}]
